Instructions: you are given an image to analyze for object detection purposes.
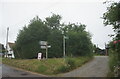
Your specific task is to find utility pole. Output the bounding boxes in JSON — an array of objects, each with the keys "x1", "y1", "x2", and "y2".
[
  {"x1": 46, "y1": 42, "x2": 48, "y2": 59},
  {"x1": 63, "y1": 36, "x2": 65, "y2": 58},
  {"x1": 105, "y1": 43, "x2": 108, "y2": 56},
  {"x1": 62, "y1": 31, "x2": 69, "y2": 58},
  {"x1": 62, "y1": 31, "x2": 66, "y2": 58},
  {"x1": 96, "y1": 44, "x2": 98, "y2": 54},
  {"x1": 5, "y1": 27, "x2": 9, "y2": 58}
]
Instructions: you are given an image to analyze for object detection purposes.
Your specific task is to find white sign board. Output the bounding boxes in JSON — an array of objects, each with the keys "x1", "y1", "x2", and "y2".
[
  {"x1": 47, "y1": 45, "x2": 51, "y2": 48},
  {"x1": 39, "y1": 41, "x2": 47, "y2": 45},
  {"x1": 41, "y1": 46, "x2": 46, "y2": 49},
  {"x1": 38, "y1": 53, "x2": 42, "y2": 59},
  {"x1": 41, "y1": 46, "x2": 51, "y2": 49}
]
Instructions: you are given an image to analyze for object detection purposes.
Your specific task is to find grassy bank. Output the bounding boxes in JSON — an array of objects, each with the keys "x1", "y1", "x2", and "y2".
[
  {"x1": 2, "y1": 56, "x2": 93, "y2": 75},
  {"x1": 107, "y1": 50, "x2": 118, "y2": 77}
]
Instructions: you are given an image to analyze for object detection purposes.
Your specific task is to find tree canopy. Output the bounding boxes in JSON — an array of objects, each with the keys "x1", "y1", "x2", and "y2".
[
  {"x1": 103, "y1": 2, "x2": 120, "y2": 40},
  {"x1": 14, "y1": 14, "x2": 93, "y2": 59},
  {"x1": 103, "y1": 2, "x2": 120, "y2": 76}
]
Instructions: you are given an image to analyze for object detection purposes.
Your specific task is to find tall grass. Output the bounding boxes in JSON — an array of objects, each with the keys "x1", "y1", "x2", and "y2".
[
  {"x1": 108, "y1": 50, "x2": 118, "y2": 77},
  {"x1": 2, "y1": 56, "x2": 92, "y2": 75}
]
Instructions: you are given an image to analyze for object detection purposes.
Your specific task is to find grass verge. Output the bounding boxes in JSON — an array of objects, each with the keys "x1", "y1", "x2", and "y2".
[
  {"x1": 107, "y1": 50, "x2": 118, "y2": 77},
  {"x1": 2, "y1": 56, "x2": 93, "y2": 75}
]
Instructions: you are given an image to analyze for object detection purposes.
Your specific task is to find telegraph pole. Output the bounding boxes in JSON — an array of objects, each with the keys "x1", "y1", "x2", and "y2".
[
  {"x1": 46, "y1": 42, "x2": 48, "y2": 59},
  {"x1": 5, "y1": 27, "x2": 9, "y2": 57},
  {"x1": 105, "y1": 43, "x2": 108, "y2": 56},
  {"x1": 63, "y1": 36, "x2": 65, "y2": 58},
  {"x1": 62, "y1": 31, "x2": 66, "y2": 58}
]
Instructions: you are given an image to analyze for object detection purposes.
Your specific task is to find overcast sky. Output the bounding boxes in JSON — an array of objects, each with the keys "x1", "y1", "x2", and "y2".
[{"x1": 1, "y1": 0, "x2": 118, "y2": 49}]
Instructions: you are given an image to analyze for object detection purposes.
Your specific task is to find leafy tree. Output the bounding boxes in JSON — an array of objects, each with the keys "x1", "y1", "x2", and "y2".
[
  {"x1": 103, "y1": 1, "x2": 120, "y2": 56},
  {"x1": 14, "y1": 14, "x2": 93, "y2": 59},
  {"x1": 2, "y1": 44, "x2": 5, "y2": 53},
  {"x1": 45, "y1": 14, "x2": 63, "y2": 58},
  {"x1": 65, "y1": 23, "x2": 93, "y2": 56},
  {"x1": 103, "y1": 1, "x2": 120, "y2": 76},
  {"x1": 0, "y1": 44, "x2": 5, "y2": 53},
  {"x1": 15, "y1": 16, "x2": 50, "y2": 58},
  {"x1": 103, "y1": 2, "x2": 120, "y2": 39},
  {"x1": 45, "y1": 13, "x2": 62, "y2": 29}
]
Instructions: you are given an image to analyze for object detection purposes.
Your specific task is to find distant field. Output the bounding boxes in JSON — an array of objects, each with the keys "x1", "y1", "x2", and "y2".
[{"x1": 2, "y1": 56, "x2": 93, "y2": 75}]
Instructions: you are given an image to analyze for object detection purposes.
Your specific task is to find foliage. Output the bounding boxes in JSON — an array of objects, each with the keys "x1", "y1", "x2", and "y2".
[
  {"x1": 14, "y1": 17, "x2": 49, "y2": 58},
  {"x1": 65, "y1": 23, "x2": 93, "y2": 56},
  {"x1": 109, "y1": 50, "x2": 118, "y2": 71},
  {"x1": 45, "y1": 13, "x2": 62, "y2": 29},
  {"x1": 14, "y1": 14, "x2": 93, "y2": 59},
  {"x1": 103, "y1": 1, "x2": 120, "y2": 77},
  {"x1": 103, "y1": 2, "x2": 120, "y2": 31},
  {"x1": 0, "y1": 44, "x2": 5, "y2": 53}
]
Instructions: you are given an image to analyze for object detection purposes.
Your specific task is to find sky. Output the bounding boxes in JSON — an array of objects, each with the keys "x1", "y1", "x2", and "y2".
[{"x1": 1, "y1": 0, "x2": 118, "y2": 49}]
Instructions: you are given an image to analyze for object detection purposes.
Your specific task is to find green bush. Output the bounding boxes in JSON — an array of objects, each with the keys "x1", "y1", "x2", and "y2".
[
  {"x1": 109, "y1": 50, "x2": 118, "y2": 71},
  {"x1": 108, "y1": 49, "x2": 119, "y2": 77}
]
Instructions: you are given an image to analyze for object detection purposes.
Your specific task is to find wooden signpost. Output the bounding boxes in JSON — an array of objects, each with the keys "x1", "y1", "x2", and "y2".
[{"x1": 39, "y1": 41, "x2": 51, "y2": 59}]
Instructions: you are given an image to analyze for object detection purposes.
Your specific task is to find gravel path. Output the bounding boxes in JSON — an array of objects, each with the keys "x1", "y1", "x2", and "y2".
[{"x1": 61, "y1": 56, "x2": 109, "y2": 77}]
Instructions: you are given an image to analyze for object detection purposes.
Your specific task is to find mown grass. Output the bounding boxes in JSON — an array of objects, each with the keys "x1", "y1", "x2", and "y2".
[{"x1": 2, "y1": 56, "x2": 93, "y2": 75}]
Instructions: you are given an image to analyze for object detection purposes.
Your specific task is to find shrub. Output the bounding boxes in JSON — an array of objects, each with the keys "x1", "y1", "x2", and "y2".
[{"x1": 109, "y1": 50, "x2": 118, "y2": 71}]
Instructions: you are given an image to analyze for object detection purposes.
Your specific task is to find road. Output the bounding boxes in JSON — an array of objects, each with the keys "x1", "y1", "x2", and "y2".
[
  {"x1": 60, "y1": 56, "x2": 109, "y2": 77},
  {"x1": 1, "y1": 64, "x2": 46, "y2": 77}
]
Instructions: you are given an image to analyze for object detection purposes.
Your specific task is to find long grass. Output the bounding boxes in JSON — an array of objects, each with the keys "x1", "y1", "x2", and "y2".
[
  {"x1": 107, "y1": 50, "x2": 118, "y2": 77},
  {"x1": 2, "y1": 56, "x2": 93, "y2": 75}
]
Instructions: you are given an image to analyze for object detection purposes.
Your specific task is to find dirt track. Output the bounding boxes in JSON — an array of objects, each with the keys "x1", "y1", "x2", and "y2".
[{"x1": 61, "y1": 56, "x2": 109, "y2": 77}]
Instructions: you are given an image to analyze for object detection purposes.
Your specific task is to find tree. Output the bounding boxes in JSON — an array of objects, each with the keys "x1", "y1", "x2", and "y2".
[
  {"x1": 103, "y1": 2, "x2": 120, "y2": 39},
  {"x1": 103, "y1": 2, "x2": 120, "y2": 77},
  {"x1": 65, "y1": 23, "x2": 93, "y2": 56},
  {"x1": 103, "y1": 1, "x2": 120, "y2": 59},
  {"x1": 0, "y1": 44, "x2": 5, "y2": 53},
  {"x1": 14, "y1": 14, "x2": 93, "y2": 59},
  {"x1": 45, "y1": 13, "x2": 62, "y2": 29},
  {"x1": 15, "y1": 16, "x2": 50, "y2": 58},
  {"x1": 45, "y1": 14, "x2": 63, "y2": 58},
  {"x1": 103, "y1": 1, "x2": 120, "y2": 54}
]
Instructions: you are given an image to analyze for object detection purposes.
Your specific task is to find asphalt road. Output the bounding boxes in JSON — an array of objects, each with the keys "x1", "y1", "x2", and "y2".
[
  {"x1": 1, "y1": 64, "x2": 46, "y2": 77},
  {"x1": 61, "y1": 56, "x2": 109, "y2": 77}
]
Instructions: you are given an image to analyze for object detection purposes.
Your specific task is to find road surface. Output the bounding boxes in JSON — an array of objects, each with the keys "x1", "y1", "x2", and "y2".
[
  {"x1": 1, "y1": 64, "x2": 46, "y2": 77},
  {"x1": 61, "y1": 56, "x2": 109, "y2": 77}
]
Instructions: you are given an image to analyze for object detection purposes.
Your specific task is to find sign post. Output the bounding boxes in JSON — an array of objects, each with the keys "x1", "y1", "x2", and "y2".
[
  {"x1": 39, "y1": 41, "x2": 51, "y2": 59},
  {"x1": 46, "y1": 42, "x2": 48, "y2": 59},
  {"x1": 38, "y1": 53, "x2": 42, "y2": 60}
]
